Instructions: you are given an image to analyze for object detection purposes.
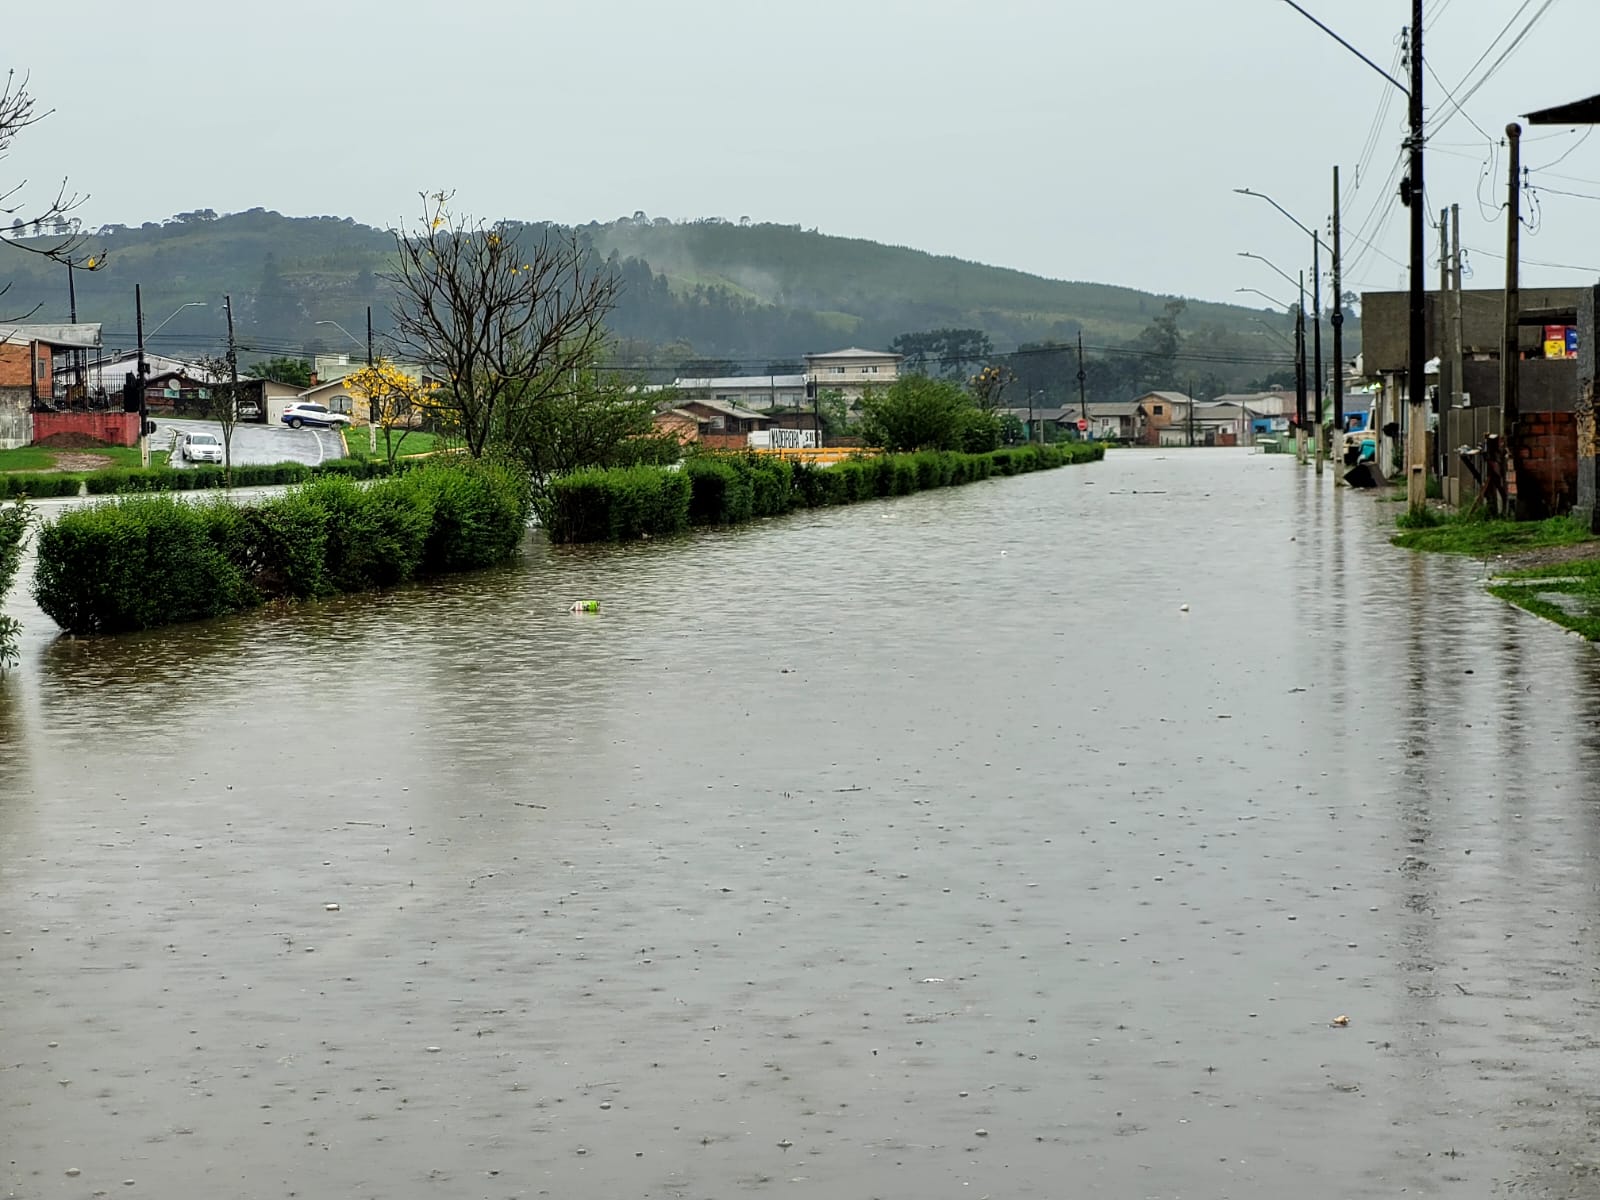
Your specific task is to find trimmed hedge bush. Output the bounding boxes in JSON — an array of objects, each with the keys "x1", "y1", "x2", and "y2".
[
  {"x1": 545, "y1": 443, "x2": 1103, "y2": 543},
  {"x1": 0, "y1": 500, "x2": 29, "y2": 666},
  {"x1": 32, "y1": 461, "x2": 531, "y2": 635}
]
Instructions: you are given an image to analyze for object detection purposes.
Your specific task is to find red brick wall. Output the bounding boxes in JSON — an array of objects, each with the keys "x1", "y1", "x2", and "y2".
[
  {"x1": 1513, "y1": 411, "x2": 1578, "y2": 519},
  {"x1": 0, "y1": 343, "x2": 31, "y2": 388},
  {"x1": 33, "y1": 411, "x2": 140, "y2": 447},
  {"x1": 699, "y1": 433, "x2": 751, "y2": 450}
]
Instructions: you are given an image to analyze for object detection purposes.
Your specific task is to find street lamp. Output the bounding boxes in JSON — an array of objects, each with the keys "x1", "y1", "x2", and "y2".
[
  {"x1": 315, "y1": 319, "x2": 363, "y2": 351},
  {"x1": 1235, "y1": 286, "x2": 1293, "y2": 312},
  {"x1": 1237, "y1": 252, "x2": 1302, "y2": 297},
  {"x1": 1236, "y1": 188, "x2": 1332, "y2": 469},
  {"x1": 146, "y1": 301, "x2": 207, "y2": 341}
]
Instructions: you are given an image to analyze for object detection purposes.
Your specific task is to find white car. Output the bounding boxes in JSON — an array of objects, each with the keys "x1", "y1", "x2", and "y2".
[
  {"x1": 180, "y1": 431, "x2": 224, "y2": 464},
  {"x1": 280, "y1": 402, "x2": 352, "y2": 430}
]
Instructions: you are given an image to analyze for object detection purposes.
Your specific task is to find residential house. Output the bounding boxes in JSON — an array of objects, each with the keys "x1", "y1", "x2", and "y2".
[
  {"x1": 282, "y1": 362, "x2": 429, "y2": 427},
  {"x1": 1083, "y1": 401, "x2": 1144, "y2": 442},
  {"x1": 1132, "y1": 390, "x2": 1193, "y2": 446},
  {"x1": 652, "y1": 408, "x2": 700, "y2": 444},
  {"x1": 675, "y1": 398, "x2": 775, "y2": 448},
  {"x1": 998, "y1": 405, "x2": 1073, "y2": 442},
  {"x1": 803, "y1": 347, "x2": 902, "y2": 402},
  {"x1": 1, "y1": 322, "x2": 109, "y2": 449}
]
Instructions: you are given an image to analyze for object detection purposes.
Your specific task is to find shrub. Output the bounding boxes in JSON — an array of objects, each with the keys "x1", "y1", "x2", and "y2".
[
  {"x1": 32, "y1": 463, "x2": 529, "y2": 636},
  {"x1": 34, "y1": 496, "x2": 247, "y2": 634},
  {"x1": 686, "y1": 457, "x2": 754, "y2": 525},
  {"x1": 0, "y1": 473, "x2": 82, "y2": 500},
  {"x1": 0, "y1": 500, "x2": 29, "y2": 666},
  {"x1": 544, "y1": 465, "x2": 691, "y2": 543}
]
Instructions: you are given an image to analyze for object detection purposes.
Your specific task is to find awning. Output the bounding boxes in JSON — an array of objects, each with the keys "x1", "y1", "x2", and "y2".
[{"x1": 1524, "y1": 93, "x2": 1600, "y2": 125}]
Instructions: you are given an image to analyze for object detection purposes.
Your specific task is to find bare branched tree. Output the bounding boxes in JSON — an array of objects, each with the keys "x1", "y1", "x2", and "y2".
[
  {"x1": 1, "y1": 69, "x2": 95, "y2": 320},
  {"x1": 383, "y1": 192, "x2": 617, "y2": 458},
  {"x1": 195, "y1": 353, "x2": 243, "y2": 485}
]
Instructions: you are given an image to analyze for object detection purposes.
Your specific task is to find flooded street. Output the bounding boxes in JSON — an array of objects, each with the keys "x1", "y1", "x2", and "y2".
[{"x1": 5, "y1": 448, "x2": 1600, "y2": 1198}]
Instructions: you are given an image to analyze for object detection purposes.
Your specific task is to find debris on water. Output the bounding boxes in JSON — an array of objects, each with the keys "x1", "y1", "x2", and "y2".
[
  {"x1": 1179, "y1": 604, "x2": 1190, "y2": 612},
  {"x1": 426, "y1": 1045, "x2": 442, "y2": 1053},
  {"x1": 570, "y1": 600, "x2": 601, "y2": 614},
  {"x1": 324, "y1": 903, "x2": 340, "y2": 912},
  {"x1": 975, "y1": 1128, "x2": 989, "y2": 1137},
  {"x1": 778, "y1": 1139, "x2": 794, "y2": 1150},
  {"x1": 921, "y1": 977, "x2": 945, "y2": 984},
  {"x1": 64, "y1": 1168, "x2": 80, "y2": 1177},
  {"x1": 1331, "y1": 1015, "x2": 1351, "y2": 1027},
  {"x1": 576, "y1": 1147, "x2": 588, "y2": 1156}
]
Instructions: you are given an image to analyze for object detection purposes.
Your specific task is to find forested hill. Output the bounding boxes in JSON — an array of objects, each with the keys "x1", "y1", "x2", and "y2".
[{"x1": 1, "y1": 209, "x2": 1336, "y2": 394}]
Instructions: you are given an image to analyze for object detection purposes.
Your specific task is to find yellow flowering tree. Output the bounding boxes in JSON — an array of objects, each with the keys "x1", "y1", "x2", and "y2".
[{"x1": 339, "y1": 359, "x2": 440, "y2": 466}]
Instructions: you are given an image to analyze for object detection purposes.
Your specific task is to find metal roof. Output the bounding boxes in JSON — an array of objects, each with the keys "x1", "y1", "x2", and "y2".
[
  {"x1": 0, "y1": 322, "x2": 103, "y2": 349},
  {"x1": 674, "y1": 374, "x2": 807, "y2": 391},
  {"x1": 1524, "y1": 93, "x2": 1600, "y2": 124},
  {"x1": 803, "y1": 347, "x2": 903, "y2": 361}
]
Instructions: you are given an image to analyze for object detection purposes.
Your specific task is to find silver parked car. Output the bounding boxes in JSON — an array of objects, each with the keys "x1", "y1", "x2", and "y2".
[{"x1": 179, "y1": 431, "x2": 224, "y2": 464}]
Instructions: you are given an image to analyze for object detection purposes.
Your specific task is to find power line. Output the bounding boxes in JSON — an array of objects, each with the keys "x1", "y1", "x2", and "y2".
[{"x1": 1433, "y1": 0, "x2": 1558, "y2": 138}]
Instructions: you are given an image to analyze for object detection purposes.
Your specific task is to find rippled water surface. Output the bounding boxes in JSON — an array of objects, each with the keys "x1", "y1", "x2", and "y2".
[{"x1": 5, "y1": 450, "x2": 1600, "y2": 1198}]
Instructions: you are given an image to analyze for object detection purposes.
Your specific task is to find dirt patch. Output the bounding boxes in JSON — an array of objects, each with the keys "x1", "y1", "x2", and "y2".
[
  {"x1": 47, "y1": 452, "x2": 115, "y2": 473},
  {"x1": 1490, "y1": 539, "x2": 1600, "y2": 571},
  {"x1": 34, "y1": 432, "x2": 114, "y2": 449}
]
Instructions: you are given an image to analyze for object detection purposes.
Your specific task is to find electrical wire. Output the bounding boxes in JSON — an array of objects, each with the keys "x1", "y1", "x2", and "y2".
[{"x1": 1433, "y1": 0, "x2": 1559, "y2": 138}]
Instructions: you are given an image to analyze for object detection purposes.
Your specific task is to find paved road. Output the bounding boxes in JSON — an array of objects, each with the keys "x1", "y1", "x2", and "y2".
[{"x1": 158, "y1": 416, "x2": 347, "y2": 469}]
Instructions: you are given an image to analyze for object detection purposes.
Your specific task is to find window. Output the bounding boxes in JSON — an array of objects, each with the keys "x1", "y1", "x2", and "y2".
[
  {"x1": 1153, "y1": 405, "x2": 1164, "y2": 415},
  {"x1": 830, "y1": 366, "x2": 845, "y2": 375},
  {"x1": 330, "y1": 395, "x2": 352, "y2": 414},
  {"x1": 863, "y1": 365, "x2": 878, "y2": 374}
]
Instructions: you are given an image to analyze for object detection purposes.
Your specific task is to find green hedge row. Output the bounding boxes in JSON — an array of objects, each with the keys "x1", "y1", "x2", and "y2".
[
  {"x1": 33, "y1": 462, "x2": 531, "y2": 635},
  {"x1": 545, "y1": 442, "x2": 1103, "y2": 544},
  {"x1": 0, "y1": 456, "x2": 413, "y2": 501}
]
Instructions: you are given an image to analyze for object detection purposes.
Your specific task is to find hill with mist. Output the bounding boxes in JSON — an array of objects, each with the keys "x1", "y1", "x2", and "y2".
[{"x1": 1, "y1": 208, "x2": 1335, "y2": 397}]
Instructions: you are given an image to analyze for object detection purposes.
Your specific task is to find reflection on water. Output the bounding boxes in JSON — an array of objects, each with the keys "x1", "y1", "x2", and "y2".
[{"x1": 4, "y1": 450, "x2": 1600, "y2": 1197}]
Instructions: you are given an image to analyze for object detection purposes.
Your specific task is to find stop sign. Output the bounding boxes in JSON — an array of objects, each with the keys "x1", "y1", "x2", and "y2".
[{"x1": 1077, "y1": 419, "x2": 1088, "y2": 432}]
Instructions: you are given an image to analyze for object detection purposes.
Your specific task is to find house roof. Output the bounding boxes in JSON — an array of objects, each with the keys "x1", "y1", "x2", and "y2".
[
  {"x1": 804, "y1": 347, "x2": 903, "y2": 361},
  {"x1": 1, "y1": 322, "x2": 103, "y2": 349},
  {"x1": 1085, "y1": 402, "x2": 1144, "y2": 418},
  {"x1": 681, "y1": 397, "x2": 770, "y2": 421},
  {"x1": 1136, "y1": 390, "x2": 1192, "y2": 405},
  {"x1": 1000, "y1": 406, "x2": 1073, "y2": 424}
]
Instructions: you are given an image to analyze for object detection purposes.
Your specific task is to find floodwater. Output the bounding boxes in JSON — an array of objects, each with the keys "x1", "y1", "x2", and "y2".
[{"x1": 4, "y1": 449, "x2": 1600, "y2": 1199}]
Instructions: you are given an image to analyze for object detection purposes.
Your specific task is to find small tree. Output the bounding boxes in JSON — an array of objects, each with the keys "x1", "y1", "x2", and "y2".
[
  {"x1": 969, "y1": 363, "x2": 1016, "y2": 411},
  {"x1": 339, "y1": 359, "x2": 441, "y2": 467},
  {"x1": 384, "y1": 192, "x2": 618, "y2": 459},
  {"x1": 0, "y1": 500, "x2": 31, "y2": 669},
  {"x1": 501, "y1": 348, "x2": 674, "y2": 501},
  {"x1": 195, "y1": 354, "x2": 244, "y2": 485},
  {"x1": 859, "y1": 376, "x2": 980, "y2": 452}
]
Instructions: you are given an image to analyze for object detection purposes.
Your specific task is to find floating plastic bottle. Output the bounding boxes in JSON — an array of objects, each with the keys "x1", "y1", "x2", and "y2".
[{"x1": 569, "y1": 600, "x2": 600, "y2": 614}]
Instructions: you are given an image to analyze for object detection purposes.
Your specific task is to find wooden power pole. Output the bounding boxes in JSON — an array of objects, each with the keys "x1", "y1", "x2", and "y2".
[{"x1": 1502, "y1": 122, "x2": 1522, "y2": 513}]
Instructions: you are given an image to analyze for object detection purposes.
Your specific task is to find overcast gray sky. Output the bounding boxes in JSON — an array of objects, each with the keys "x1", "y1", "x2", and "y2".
[{"x1": 7, "y1": 0, "x2": 1597, "y2": 306}]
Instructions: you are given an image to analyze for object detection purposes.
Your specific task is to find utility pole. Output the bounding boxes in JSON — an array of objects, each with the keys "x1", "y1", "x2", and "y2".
[
  {"x1": 1077, "y1": 331, "x2": 1088, "y2": 424},
  {"x1": 1450, "y1": 203, "x2": 1465, "y2": 411},
  {"x1": 1405, "y1": 0, "x2": 1428, "y2": 511},
  {"x1": 367, "y1": 304, "x2": 377, "y2": 455},
  {"x1": 1188, "y1": 376, "x2": 1195, "y2": 447},
  {"x1": 136, "y1": 284, "x2": 149, "y2": 469},
  {"x1": 1438, "y1": 207, "x2": 1452, "y2": 486},
  {"x1": 1331, "y1": 165, "x2": 1345, "y2": 452},
  {"x1": 1295, "y1": 272, "x2": 1308, "y2": 464},
  {"x1": 1312, "y1": 233, "x2": 1324, "y2": 475},
  {"x1": 225, "y1": 294, "x2": 239, "y2": 484},
  {"x1": 1502, "y1": 122, "x2": 1522, "y2": 513}
]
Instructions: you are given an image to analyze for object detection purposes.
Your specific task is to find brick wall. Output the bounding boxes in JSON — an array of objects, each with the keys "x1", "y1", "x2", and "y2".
[
  {"x1": 32, "y1": 411, "x2": 140, "y2": 447},
  {"x1": 0, "y1": 343, "x2": 31, "y2": 388},
  {"x1": 1513, "y1": 411, "x2": 1578, "y2": 519},
  {"x1": 699, "y1": 433, "x2": 752, "y2": 450}
]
